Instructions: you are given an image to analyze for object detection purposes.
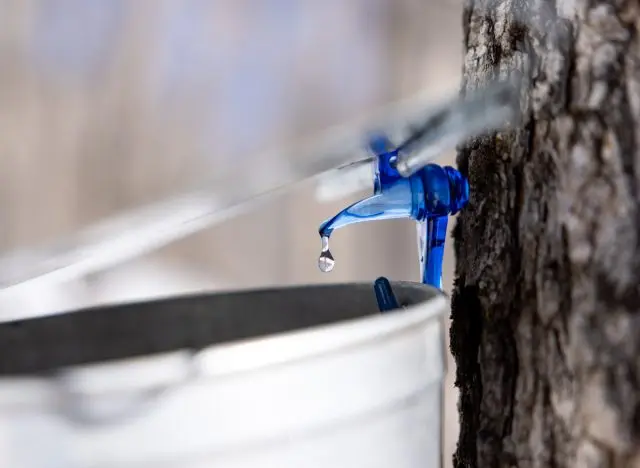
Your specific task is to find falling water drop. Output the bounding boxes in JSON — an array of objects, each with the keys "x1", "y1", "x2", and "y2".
[
  {"x1": 318, "y1": 251, "x2": 335, "y2": 272},
  {"x1": 318, "y1": 236, "x2": 335, "y2": 272}
]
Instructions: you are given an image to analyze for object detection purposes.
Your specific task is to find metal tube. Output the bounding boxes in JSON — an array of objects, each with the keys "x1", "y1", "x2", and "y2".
[{"x1": 394, "y1": 80, "x2": 520, "y2": 177}]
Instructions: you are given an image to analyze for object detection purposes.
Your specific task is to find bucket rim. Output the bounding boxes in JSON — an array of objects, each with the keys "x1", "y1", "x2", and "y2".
[{"x1": 0, "y1": 282, "x2": 448, "y2": 396}]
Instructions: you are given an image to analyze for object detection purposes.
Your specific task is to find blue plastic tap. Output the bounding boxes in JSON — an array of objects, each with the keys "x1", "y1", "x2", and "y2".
[{"x1": 317, "y1": 135, "x2": 469, "y2": 289}]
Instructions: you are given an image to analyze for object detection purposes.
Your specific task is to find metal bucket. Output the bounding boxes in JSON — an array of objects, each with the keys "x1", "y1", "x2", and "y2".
[{"x1": 0, "y1": 281, "x2": 447, "y2": 468}]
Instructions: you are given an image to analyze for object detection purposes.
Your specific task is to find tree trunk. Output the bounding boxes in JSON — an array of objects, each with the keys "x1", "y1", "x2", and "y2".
[{"x1": 452, "y1": 0, "x2": 640, "y2": 466}]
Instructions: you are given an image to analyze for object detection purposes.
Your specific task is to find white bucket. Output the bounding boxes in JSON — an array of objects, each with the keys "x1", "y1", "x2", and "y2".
[{"x1": 0, "y1": 282, "x2": 448, "y2": 468}]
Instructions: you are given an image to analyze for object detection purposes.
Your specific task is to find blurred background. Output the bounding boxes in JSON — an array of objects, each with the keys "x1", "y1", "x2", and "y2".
[{"x1": 0, "y1": 0, "x2": 462, "y2": 464}]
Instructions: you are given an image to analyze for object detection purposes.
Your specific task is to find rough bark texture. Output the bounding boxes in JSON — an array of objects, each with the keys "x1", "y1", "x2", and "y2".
[{"x1": 452, "y1": 0, "x2": 640, "y2": 466}]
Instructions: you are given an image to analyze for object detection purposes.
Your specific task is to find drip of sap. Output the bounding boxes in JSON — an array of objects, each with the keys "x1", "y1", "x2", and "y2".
[{"x1": 317, "y1": 236, "x2": 335, "y2": 272}]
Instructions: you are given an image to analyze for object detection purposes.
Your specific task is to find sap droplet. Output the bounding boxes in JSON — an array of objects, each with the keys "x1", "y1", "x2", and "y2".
[
  {"x1": 318, "y1": 236, "x2": 335, "y2": 272},
  {"x1": 318, "y1": 250, "x2": 335, "y2": 272}
]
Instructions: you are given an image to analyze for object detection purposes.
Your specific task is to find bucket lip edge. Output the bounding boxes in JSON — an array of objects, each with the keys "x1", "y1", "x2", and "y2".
[{"x1": 0, "y1": 294, "x2": 448, "y2": 395}]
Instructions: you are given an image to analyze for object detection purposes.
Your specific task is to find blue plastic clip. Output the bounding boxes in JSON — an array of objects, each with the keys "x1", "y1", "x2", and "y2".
[{"x1": 373, "y1": 276, "x2": 400, "y2": 313}]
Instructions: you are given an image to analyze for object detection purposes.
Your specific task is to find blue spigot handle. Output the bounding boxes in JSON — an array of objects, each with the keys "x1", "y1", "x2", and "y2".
[
  {"x1": 369, "y1": 136, "x2": 469, "y2": 288},
  {"x1": 317, "y1": 135, "x2": 469, "y2": 289}
]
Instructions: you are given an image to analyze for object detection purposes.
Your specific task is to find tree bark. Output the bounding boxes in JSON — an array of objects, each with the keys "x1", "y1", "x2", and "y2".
[{"x1": 452, "y1": 0, "x2": 640, "y2": 466}]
